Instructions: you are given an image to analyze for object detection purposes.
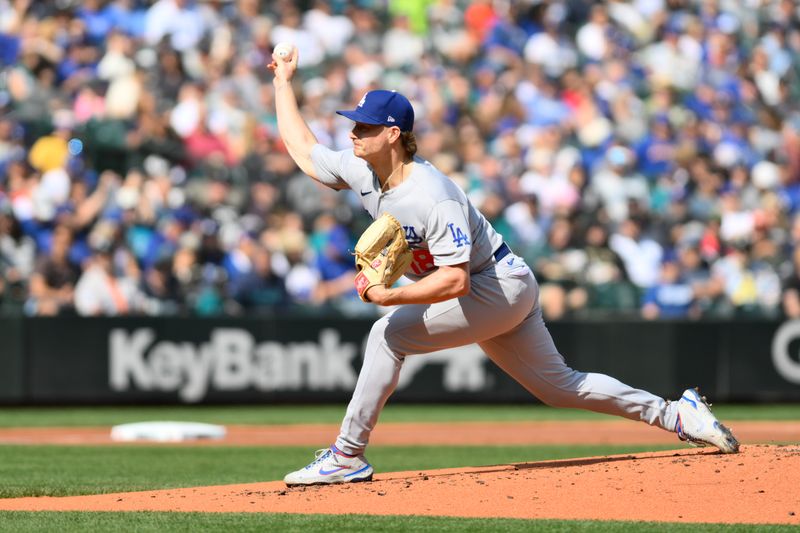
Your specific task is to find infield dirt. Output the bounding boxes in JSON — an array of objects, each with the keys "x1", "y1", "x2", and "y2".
[
  {"x1": 0, "y1": 420, "x2": 798, "y2": 446},
  {"x1": 0, "y1": 441, "x2": 798, "y2": 525},
  {"x1": 0, "y1": 445, "x2": 800, "y2": 524}
]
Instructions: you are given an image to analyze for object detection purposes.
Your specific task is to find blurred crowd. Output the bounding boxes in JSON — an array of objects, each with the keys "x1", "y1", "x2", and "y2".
[{"x1": 2, "y1": 0, "x2": 800, "y2": 320}]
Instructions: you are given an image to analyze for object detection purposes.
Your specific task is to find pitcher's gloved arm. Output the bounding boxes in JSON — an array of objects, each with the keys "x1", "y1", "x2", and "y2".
[{"x1": 366, "y1": 263, "x2": 470, "y2": 306}]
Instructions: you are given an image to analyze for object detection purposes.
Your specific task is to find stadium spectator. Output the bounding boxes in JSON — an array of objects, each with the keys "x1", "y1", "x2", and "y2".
[
  {"x1": 25, "y1": 223, "x2": 79, "y2": 316},
  {"x1": 781, "y1": 247, "x2": 800, "y2": 319},
  {"x1": 0, "y1": 0, "x2": 799, "y2": 320},
  {"x1": 577, "y1": 221, "x2": 637, "y2": 313},
  {"x1": 711, "y1": 241, "x2": 782, "y2": 317},
  {"x1": 229, "y1": 243, "x2": 289, "y2": 312},
  {"x1": 610, "y1": 218, "x2": 663, "y2": 290},
  {"x1": 641, "y1": 257, "x2": 698, "y2": 320},
  {"x1": 0, "y1": 198, "x2": 34, "y2": 311}
]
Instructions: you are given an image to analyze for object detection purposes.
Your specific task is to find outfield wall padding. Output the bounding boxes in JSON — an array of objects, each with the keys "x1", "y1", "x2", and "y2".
[
  {"x1": 0, "y1": 316, "x2": 24, "y2": 401},
  {"x1": 4, "y1": 316, "x2": 800, "y2": 404}
]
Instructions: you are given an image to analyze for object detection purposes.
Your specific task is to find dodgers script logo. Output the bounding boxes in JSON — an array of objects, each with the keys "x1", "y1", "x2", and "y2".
[
  {"x1": 448, "y1": 223, "x2": 471, "y2": 247},
  {"x1": 358, "y1": 94, "x2": 366, "y2": 107}
]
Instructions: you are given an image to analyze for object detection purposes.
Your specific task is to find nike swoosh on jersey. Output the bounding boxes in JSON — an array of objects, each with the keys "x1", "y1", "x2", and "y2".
[{"x1": 360, "y1": 190, "x2": 372, "y2": 196}]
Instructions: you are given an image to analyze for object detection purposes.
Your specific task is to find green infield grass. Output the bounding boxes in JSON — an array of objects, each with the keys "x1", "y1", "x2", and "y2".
[
  {"x1": 0, "y1": 444, "x2": 676, "y2": 498},
  {"x1": 0, "y1": 403, "x2": 796, "y2": 531},
  {"x1": 0, "y1": 403, "x2": 797, "y2": 428},
  {"x1": 0, "y1": 512, "x2": 795, "y2": 533}
]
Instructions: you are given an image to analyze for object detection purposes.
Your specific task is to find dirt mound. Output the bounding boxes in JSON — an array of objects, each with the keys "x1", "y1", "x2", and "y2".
[{"x1": 1, "y1": 445, "x2": 798, "y2": 524}]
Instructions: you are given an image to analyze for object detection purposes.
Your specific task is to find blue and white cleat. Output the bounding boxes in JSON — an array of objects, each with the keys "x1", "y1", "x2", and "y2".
[
  {"x1": 675, "y1": 387, "x2": 739, "y2": 454},
  {"x1": 284, "y1": 445, "x2": 374, "y2": 486}
]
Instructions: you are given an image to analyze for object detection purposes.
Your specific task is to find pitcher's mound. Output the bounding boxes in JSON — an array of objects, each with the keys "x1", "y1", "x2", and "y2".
[{"x1": 1, "y1": 445, "x2": 798, "y2": 525}]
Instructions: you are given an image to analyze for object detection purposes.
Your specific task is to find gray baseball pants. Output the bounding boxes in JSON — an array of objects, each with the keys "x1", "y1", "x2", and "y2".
[{"x1": 335, "y1": 254, "x2": 679, "y2": 455}]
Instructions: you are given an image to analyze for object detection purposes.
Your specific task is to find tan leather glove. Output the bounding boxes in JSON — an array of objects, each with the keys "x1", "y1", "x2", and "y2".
[{"x1": 353, "y1": 213, "x2": 413, "y2": 302}]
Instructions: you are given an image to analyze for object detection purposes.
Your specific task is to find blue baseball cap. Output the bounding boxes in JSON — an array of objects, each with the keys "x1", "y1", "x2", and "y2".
[{"x1": 337, "y1": 90, "x2": 414, "y2": 132}]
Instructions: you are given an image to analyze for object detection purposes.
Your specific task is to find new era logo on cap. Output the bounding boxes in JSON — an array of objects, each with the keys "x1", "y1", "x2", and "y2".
[{"x1": 337, "y1": 90, "x2": 414, "y2": 132}]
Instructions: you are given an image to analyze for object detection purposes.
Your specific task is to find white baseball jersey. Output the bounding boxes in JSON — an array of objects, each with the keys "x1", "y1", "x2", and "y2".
[
  {"x1": 310, "y1": 144, "x2": 504, "y2": 281},
  {"x1": 307, "y1": 143, "x2": 678, "y2": 459}
]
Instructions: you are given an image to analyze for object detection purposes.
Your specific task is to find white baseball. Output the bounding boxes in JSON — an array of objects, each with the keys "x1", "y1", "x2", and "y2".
[{"x1": 274, "y1": 42, "x2": 295, "y2": 61}]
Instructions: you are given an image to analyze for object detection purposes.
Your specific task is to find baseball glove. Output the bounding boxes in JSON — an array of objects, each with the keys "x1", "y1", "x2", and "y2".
[{"x1": 353, "y1": 213, "x2": 413, "y2": 302}]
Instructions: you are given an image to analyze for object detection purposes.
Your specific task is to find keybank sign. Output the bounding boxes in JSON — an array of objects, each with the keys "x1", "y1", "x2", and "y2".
[
  {"x1": 771, "y1": 320, "x2": 800, "y2": 384},
  {"x1": 109, "y1": 328, "x2": 490, "y2": 402},
  {"x1": 109, "y1": 328, "x2": 359, "y2": 402}
]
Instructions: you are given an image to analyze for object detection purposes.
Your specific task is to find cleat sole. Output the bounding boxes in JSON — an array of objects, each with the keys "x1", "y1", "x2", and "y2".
[{"x1": 284, "y1": 472, "x2": 374, "y2": 487}]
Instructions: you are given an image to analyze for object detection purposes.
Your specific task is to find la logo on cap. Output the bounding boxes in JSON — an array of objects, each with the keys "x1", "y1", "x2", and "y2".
[{"x1": 335, "y1": 89, "x2": 414, "y2": 132}]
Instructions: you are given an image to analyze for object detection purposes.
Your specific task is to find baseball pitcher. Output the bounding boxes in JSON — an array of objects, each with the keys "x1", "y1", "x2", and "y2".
[{"x1": 268, "y1": 46, "x2": 739, "y2": 486}]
